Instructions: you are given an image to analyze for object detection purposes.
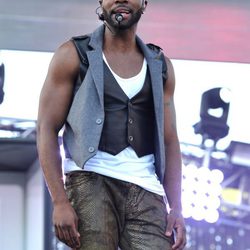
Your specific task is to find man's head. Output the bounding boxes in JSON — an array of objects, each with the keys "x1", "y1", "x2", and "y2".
[{"x1": 98, "y1": 0, "x2": 148, "y2": 30}]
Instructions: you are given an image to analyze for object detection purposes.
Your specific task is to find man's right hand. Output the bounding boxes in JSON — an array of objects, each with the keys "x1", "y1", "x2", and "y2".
[{"x1": 53, "y1": 201, "x2": 81, "y2": 248}]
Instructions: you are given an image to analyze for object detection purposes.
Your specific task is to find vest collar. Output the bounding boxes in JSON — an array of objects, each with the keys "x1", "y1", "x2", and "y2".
[
  {"x1": 88, "y1": 25, "x2": 161, "y2": 61},
  {"x1": 86, "y1": 25, "x2": 163, "y2": 111}
]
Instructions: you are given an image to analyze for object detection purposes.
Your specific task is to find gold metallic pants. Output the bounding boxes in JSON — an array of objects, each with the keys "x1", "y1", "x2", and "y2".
[{"x1": 65, "y1": 171, "x2": 174, "y2": 250}]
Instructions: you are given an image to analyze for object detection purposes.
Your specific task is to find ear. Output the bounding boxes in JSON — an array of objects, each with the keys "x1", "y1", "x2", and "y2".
[{"x1": 142, "y1": 0, "x2": 148, "y2": 12}]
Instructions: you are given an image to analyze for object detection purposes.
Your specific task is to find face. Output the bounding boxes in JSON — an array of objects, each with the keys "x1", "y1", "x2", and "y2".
[{"x1": 100, "y1": 0, "x2": 147, "y2": 30}]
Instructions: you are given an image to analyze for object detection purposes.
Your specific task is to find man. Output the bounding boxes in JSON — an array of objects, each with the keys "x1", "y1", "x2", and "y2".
[{"x1": 37, "y1": 0, "x2": 186, "y2": 249}]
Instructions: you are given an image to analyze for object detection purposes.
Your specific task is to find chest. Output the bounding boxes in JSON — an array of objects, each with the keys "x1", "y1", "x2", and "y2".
[{"x1": 103, "y1": 52, "x2": 144, "y2": 79}]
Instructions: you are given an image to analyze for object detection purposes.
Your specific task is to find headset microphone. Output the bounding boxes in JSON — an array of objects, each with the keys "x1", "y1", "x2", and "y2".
[
  {"x1": 96, "y1": 6, "x2": 105, "y2": 21},
  {"x1": 115, "y1": 13, "x2": 124, "y2": 23}
]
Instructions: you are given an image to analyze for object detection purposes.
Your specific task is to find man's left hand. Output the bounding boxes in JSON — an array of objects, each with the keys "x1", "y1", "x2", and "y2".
[{"x1": 165, "y1": 210, "x2": 186, "y2": 250}]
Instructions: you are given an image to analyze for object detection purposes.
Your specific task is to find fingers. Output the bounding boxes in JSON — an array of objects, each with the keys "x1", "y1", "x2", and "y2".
[
  {"x1": 165, "y1": 213, "x2": 175, "y2": 236},
  {"x1": 69, "y1": 224, "x2": 81, "y2": 248},
  {"x1": 53, "y1": 202, "x2": 81, "y2": 248},
  {"x1": 54, "y1": 223, "x2": 80, "y2": 248},
  {"x1": 165, "y1": 213, "x2": 186, "y2": 250},
  {"x1": 172, "y1": 226, "x2": 186, "y2": 250}
]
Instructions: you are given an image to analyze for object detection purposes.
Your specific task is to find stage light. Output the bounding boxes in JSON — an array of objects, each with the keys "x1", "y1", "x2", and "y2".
[
  {"x1": 192, "y1": 206, "x2": 206, "y2": 221},
  {"x1": 204, "y1": 209, "x2": 219, "y2": 223},
  {"x1": 210, "y1": 169, "x2": 224, "y2": 184},
  {"x1": 193, "y1": 87, "x2": 231, "y2": 145},
  {"x1": 182, "y1": 164, "x2": 224, "y2": 223}
]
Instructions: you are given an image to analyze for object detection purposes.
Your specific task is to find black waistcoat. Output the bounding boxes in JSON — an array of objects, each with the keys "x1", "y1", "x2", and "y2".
[{"x1": 98, "y1": 63, "x2": 155, "y2": 157}]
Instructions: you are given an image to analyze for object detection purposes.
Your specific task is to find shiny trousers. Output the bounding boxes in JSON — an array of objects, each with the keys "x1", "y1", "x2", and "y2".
[{"x1": 65, "y1": 171, "x2": 174, "y2": 250}]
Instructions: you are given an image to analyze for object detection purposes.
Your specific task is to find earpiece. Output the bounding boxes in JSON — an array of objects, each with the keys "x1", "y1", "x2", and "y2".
[
  {"x1": 140, "y1": 0, "x2": 148, "y2": 14},
  {"x1": 99, "y1": 13, "x2": 105, "y2": 21},
  {"x1": 95, "y1": 6, "x2": 105, "y2": 21}
]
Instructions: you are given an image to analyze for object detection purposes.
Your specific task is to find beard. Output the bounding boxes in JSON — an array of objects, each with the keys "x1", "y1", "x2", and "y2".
[{"x1": 102, "y1": 8, "x2": 142, "y2": 30}]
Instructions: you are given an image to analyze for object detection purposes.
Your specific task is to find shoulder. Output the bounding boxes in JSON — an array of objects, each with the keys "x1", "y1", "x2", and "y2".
[
  {"x1": 145, "y1": 41, "x2": 175, "y2": 93},
  {"x1": 55, "y1": 40, "x2": 78, "y2": 60},
  {"x1": 146, "y1": 42, "x2": 167, "y2": 66},
  {"x1": 70, "y1": 34, "x2": 92, "y2": 64},
  {"x1": 71, "y1": 34, "x2": 91, "y2": 50},
  {"x1": 47, "y1": 40, "x2": 80, "y2": 81},
  {"x1": 146, "y1": 43, "x2": 163, "y2": 54},
  {"x1": 164, "y1": 56, "x2": 173, "y2": 72},
  {"x1": 53, "y1": 40, "x2": 80, "y2": 68},
  {"x1": 163, "y1": 56, "x2": 175, "y2": 93},
  {"x1": 146, "y1": 43, "x2": 165, "y2": 62},
  {"x1": 146, "y1": 43, "x2": 169, "y2": 81},
  {"x1": 71, "y1": 34, "x2": 90, "y2": 42}
]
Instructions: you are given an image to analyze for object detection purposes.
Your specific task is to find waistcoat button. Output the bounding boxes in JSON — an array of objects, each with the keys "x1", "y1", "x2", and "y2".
[
  {"x1": 96, "y1": 118, "x2": 102, "y2": 124},
  {"x1": 88, "y1": 147, "x2": 95, "y2": 153},
  {"x1": 128, "y1": 136, "x2": 134, "y2": 141},
  {"x1": 128, "y1": 118, "x2": 133, "y2": 124}
]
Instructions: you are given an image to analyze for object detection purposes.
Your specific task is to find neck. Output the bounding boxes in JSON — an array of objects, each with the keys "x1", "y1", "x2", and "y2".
[{"x1": 103, "y1": 24, "x2": 138, "y2": 52}]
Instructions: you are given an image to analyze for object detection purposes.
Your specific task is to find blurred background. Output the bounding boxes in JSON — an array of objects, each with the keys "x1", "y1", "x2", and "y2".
[{"x1": 0, "y1": 0, "x2": 250, "y2": 249}]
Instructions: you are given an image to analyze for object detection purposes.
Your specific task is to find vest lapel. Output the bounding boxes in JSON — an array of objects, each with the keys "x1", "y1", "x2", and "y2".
[
  {"x1": 86, "y1": 26, "x2": 164, "y2": 112},
  {"x1": 147, "y1": 57, "x2": 163, "y2": 111},
  {"x1": 87, "y1": 49, "x2": 104, "y2": 108},
  {"x1": 86, "y1": 25, "x2": 105, "y2": 108},
  {"x1": 136, "y1": 37, "x2": 164, "y2": 112}
]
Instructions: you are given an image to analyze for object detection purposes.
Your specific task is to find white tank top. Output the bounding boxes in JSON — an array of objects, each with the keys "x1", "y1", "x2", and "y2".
[{"x1": 63, "y1": 54, "x2": 165, "y2": 196}]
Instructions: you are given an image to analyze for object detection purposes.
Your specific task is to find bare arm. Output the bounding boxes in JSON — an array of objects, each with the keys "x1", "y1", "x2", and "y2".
[
  {"x1": 37, "y1": 40, "x2": 81, "y2": 248},
  {"x1": 163, "y1": 57, "x2": 182, "y2": 213},
  {"x1": 163, "y1": 57, "x2": 186, "y2": 249}
]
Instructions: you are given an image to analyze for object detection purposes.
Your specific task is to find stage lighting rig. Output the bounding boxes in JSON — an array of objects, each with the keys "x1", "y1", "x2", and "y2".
[{"x1": 193, "y1": 87, "x2": 231, "y2": 147}]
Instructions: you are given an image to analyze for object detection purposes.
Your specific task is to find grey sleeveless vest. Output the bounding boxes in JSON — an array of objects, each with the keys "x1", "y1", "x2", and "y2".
[{"x1": 63, "y1": 25, "x2": 167, "y2": 183}]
